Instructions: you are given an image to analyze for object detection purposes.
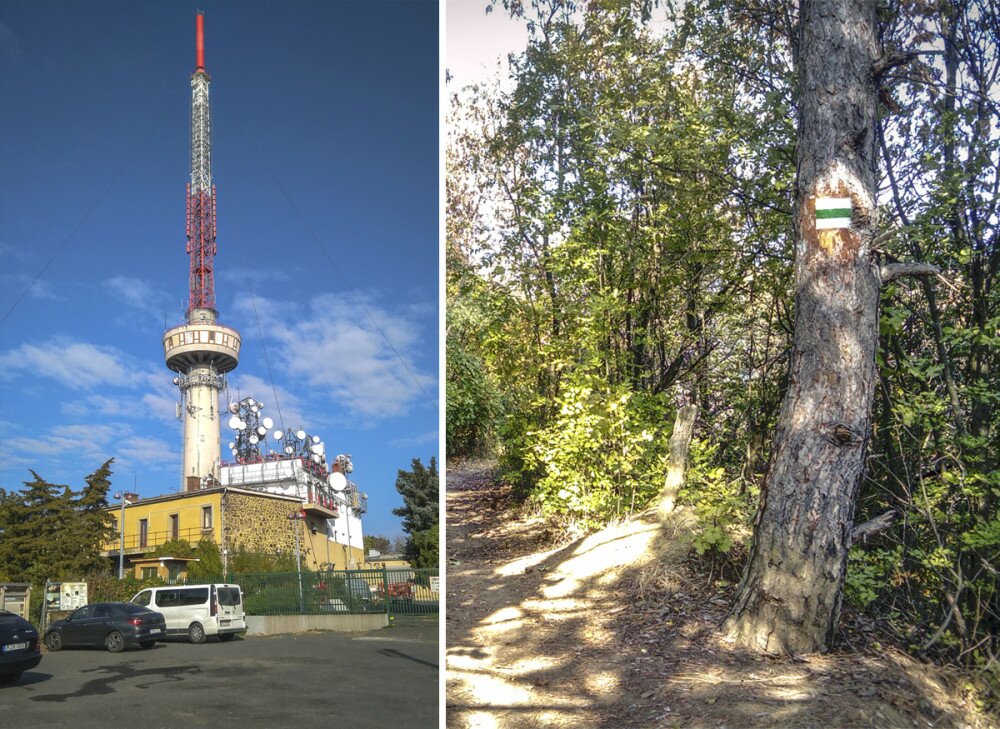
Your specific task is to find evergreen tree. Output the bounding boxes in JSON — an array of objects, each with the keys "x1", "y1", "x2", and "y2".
[
  {"x1": 392, "y1": 458, "x2": 439, "y2": 565},
  {"x1": 0, "y1": 471, "x2": 77, "y2": 584},
  {"x1": 70, "y1": 459, "x2": 116, "y2": 576},
  {"x1": 187, "y1": 538, "x2": 224, "y2": 580}
]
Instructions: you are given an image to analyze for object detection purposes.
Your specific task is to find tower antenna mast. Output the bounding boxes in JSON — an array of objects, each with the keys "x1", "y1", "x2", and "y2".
[
  {"x1": 163, "y1": 13, "x2": 242, "y2": 491},
  {"x1": 187, "y1": 11, "x2": 216, "y2": 315}
]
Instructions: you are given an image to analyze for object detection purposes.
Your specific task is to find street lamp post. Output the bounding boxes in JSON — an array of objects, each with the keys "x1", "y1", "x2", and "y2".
[
  {"x1": 113, "y1": 491, "x2": 126, "y2": 579},
  {"x1": 289, "y1": 510, "x2": 305, "y2": 612}
]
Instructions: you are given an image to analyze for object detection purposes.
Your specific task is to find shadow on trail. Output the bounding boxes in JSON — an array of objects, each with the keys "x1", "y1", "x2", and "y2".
[{"x1": 445, "y1": 463, "x2": 978, "y2": 729}]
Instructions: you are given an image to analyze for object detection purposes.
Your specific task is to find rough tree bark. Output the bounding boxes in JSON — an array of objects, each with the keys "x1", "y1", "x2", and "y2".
[{"x1": 724, "y1": 0, "x2": 884, "y2": 653}]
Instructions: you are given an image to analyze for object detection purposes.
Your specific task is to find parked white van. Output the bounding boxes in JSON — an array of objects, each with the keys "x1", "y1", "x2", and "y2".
[{"x1": 130, "y1": 584, "x2": 246, "y2": 644}]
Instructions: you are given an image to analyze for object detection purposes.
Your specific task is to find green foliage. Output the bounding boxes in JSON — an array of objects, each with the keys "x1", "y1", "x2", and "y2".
[
  {"x1": 447, "y1": 338, "x2": 499, "y2": 456},
  {"x1": 393, "y1": 458, "x2": 439, "y2": 563},
  {"x1": 0, "y1": 461, "x2": 117, "y2": 585},
  {"x1": 363, "y1": 535, "x2": 392, "y2": 554},
  {"x1": 149, "y1": 538, "x2": 195, "y2": 558},
  {"x1": 411, "y1": 524, "x2": 439, "y2": 569},
  {"x1": 187, "y1": 539, "x2": 224, "y2": 580},
  {"x1": 521, "y1": 371, "x2": 669, "y2": 532},
  {"x1": 88, "y1": 574, "x2": 166, "y2": 604},
  {"x1": 844, "y1": 546, "x2": 903, "y2": 609},
  {"x1": 229, "y1": 544, "x2": 296, "y2": 574},
  {"x1": 681, "y1": 440, "x2": 753, "y2": 559}
]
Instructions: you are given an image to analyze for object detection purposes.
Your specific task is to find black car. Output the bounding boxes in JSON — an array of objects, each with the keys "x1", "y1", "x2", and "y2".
[
  {"x1": 0, "y1": 610, "x2": 42, "y2": 685},
  {"x1": 44, "y1": 602, "x2": 166, "y2": 653}
]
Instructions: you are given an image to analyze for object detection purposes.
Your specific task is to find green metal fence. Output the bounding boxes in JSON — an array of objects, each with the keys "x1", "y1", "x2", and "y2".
[{"x1": 186, "y1": 568, "x2": 438, "y2": 617}]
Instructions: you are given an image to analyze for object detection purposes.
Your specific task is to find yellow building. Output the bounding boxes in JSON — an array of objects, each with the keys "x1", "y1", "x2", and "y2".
[{"x1": 103, "y1": 486, "x2": 365, "y2": 580}]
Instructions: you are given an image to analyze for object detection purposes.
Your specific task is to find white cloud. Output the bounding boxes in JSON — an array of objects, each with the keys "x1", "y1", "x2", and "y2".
[
  {"x1": 0, "y1": 337, "x2": 175, "y2": 416},
  {"x1": 0, "y1": 337, "x2": 140, "y2": 390},
  {"x1": 234, "y1": 293, "x2": 435, "y2": 418},
  {"x1": 117, "y1": 435, "x2": 181, "y2": 466},
  {"x1": 0, "y1": 272, "x2": 62, "y2": 302},
  {"x1": 105, "y1": 276, "x2": 175, "y2": 326},
  {"x1": 5, "y1": 422, "x2": 130, "y2": 462}
]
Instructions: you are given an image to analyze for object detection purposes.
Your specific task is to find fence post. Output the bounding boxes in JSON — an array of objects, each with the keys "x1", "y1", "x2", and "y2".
[
  {"x1": 40, "y1": 581, "x2": 49, "y2": 632},
  {"x1": 383, "y1": 565, "x2": 390, "y2": 621}
]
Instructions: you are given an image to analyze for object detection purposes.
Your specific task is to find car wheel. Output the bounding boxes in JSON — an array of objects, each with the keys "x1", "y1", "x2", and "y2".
[
  {"x1": 188, "y1": 622, "x2": 206, "y2": 644},
  {"x1": 105, "y1": 631, "x2": 126, "y2": 653},
  {"x1": 139, "y1": 640, "x2": 155, "y2": 649},
  {"x1": 0, "y1": 672, "x2": 22, "y2": 685},
  {"x1": 45, "y1": 632, "x2": 62, "y2": 652},
  {"x1": 218, "y1": 633, "x2": 235, "y2": 642}
]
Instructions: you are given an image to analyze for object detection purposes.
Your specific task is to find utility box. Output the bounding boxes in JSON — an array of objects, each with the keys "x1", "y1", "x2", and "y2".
[{"x1": 0, "y1": 583, "x2": 32, "y2": 619}]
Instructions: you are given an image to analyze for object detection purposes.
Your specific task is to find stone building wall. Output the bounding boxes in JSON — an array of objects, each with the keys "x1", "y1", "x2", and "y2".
[{"x1": 222, "y1": 491, "x2": 303, "y2": 557}]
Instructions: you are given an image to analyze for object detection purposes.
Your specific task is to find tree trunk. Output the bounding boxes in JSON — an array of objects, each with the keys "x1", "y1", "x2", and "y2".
[
  {"x1": 658, "y1": 393, "x2": 697, "y2": 516},
  {"x1": 724, "y1": 0, "x2": 881, "y2": 654}
]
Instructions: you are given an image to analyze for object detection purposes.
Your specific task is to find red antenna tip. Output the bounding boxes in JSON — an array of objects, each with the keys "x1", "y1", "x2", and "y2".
[{"x1": 195, "y1": 13, "x2": 205, "y2": 71}]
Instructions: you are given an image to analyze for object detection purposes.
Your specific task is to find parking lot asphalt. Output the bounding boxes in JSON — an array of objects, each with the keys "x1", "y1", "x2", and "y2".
[{"x1": 0, "y1": 623, "x2": 438, "y2": 729}]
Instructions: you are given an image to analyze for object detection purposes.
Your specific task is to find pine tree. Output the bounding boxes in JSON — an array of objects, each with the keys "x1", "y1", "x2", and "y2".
[{"x1": 392, "y1": 458, "x2": 439, "y2": 565}]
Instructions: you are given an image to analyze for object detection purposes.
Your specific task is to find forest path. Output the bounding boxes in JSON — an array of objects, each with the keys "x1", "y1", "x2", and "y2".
[{"x1": 445, "y1": 460, "x2": 989, "y2": 729}]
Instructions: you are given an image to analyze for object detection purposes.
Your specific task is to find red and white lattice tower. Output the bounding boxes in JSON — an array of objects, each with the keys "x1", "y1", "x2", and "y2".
[{"x1": 163, "y1": 13, "x2": 241, "y2": 491}]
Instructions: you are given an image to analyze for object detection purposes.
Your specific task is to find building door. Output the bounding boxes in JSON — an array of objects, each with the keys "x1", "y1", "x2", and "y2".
[
  {"x1": 170, "y1": 514, "x2": 179, "y2": 540},
  {"x1": 139, "y1": 519, "x2": 148, "y2": 548}
]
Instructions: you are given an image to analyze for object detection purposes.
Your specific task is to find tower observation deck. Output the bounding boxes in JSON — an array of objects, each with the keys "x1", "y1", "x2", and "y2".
[{"x1": 163, "y1": 13, "x2": 241, "y2": 491}]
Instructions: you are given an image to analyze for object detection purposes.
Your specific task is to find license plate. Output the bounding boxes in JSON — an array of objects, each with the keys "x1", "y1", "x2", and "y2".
[
  {"x1": 149, "y1": 629, "x2": 162, "y2": 635},
  {"x1": 3, "y1": 641, "x2": 29, "y2": 652},
  {"x1": 220, "y1": 620, "x2": 230, "y2": 626}
]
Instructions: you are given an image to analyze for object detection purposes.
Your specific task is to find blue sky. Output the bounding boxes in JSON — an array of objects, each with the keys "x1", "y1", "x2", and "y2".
[{"x1": 0, "y1": 1, "x2": 439, "y2": 540}]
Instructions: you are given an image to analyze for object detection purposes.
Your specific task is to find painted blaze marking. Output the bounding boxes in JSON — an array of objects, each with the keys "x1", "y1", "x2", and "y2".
[{"x1": 815, "y1": 197, "x2": 852, "y2": 229}]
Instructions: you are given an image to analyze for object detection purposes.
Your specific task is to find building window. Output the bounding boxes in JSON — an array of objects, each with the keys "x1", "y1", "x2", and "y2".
[
  {"x1": 170, "y1": 514, "x2": 179, "y2": 540},
  {"x1": 141, "y1": 567, "x2": 156, "y2": 579},
  {"x1": 202, "y1": 506, "x2": 213, "y2": 529},
  {"x1": 139, "y1": 519, "x2": 148, "y2": 548}
]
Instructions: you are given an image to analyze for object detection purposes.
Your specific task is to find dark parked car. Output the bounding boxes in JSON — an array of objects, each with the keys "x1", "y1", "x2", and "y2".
[
  {"x1": 0, "y1": 610, "x2": 42, "y2": 684},
  {"x1": 44, "y1": 602, "x2": 166, "y2": 653}
]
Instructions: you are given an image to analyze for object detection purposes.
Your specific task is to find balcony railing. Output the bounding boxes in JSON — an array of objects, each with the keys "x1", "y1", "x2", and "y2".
[{"x1": 102, "y1": 525, "x2": 214, "y2": 555}]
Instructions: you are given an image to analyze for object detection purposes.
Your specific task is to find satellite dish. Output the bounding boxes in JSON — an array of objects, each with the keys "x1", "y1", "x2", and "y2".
[
  {"x1": 274, "y1": 430, "x2": 283, "y2": 439},
  {"x1": 257, "y1": 402, "x2": 265, "y2": 409},
  {"x1": 250, "y1": 435, "x2": 259, "y2": 445},
  {"x1": 240, "y1": 420, "x2": 248, "y2": 430},
  {"x1": 257, "y1": 426, "x2": 268, "y2": 437},
  {"x1": 172, "y1": 377, "x2": 180, "y2": 385},
  {"x1": 229, "y1": 402, "x2": 239, "y2": 414},
  {"x1": 284, "y1": 445, "x2": 294, "y2": 455},
  {"x1": 296, "y1": 430, "x2": 306, "y2": 440},
  {"x1": 311, "y1": 454, "x2": 321, "y2": 463},
  {"x1": 262, "y1": 417, "x2": 274, "y2": 429},
  {"x1": 231, "y1": 448, "x2": 238, "y2": 455},
  {"x1": 248, "y1": 398, "x2": 256, "y2": 406},
  {"x1": 330, "y1": 472, "x2": 348, "y2": 492},
  {"x1": 312, "y1": 435, "x2": 321, "y2": 444},
  {"x1": 228, "y1": 442, "x2": 235, "y2": 449},
  {"x1": 228, "y1": 416, "x2": 242, "y2": 430}
]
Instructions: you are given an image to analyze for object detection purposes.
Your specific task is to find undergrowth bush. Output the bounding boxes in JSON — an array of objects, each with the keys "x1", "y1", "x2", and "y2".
[{"x1": 518, "y1": 371, "x2": 669, "y2": 533}]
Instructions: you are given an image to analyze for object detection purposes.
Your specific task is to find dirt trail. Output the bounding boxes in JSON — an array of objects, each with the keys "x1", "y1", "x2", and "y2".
[{"x1": 445, "y1": 461, "x2": 993, "y2": 729}]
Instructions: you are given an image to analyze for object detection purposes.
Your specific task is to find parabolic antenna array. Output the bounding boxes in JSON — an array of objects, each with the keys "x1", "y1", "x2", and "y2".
[{"x1": 162, "y1": 13, "x2": 241, "y2": 490}]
